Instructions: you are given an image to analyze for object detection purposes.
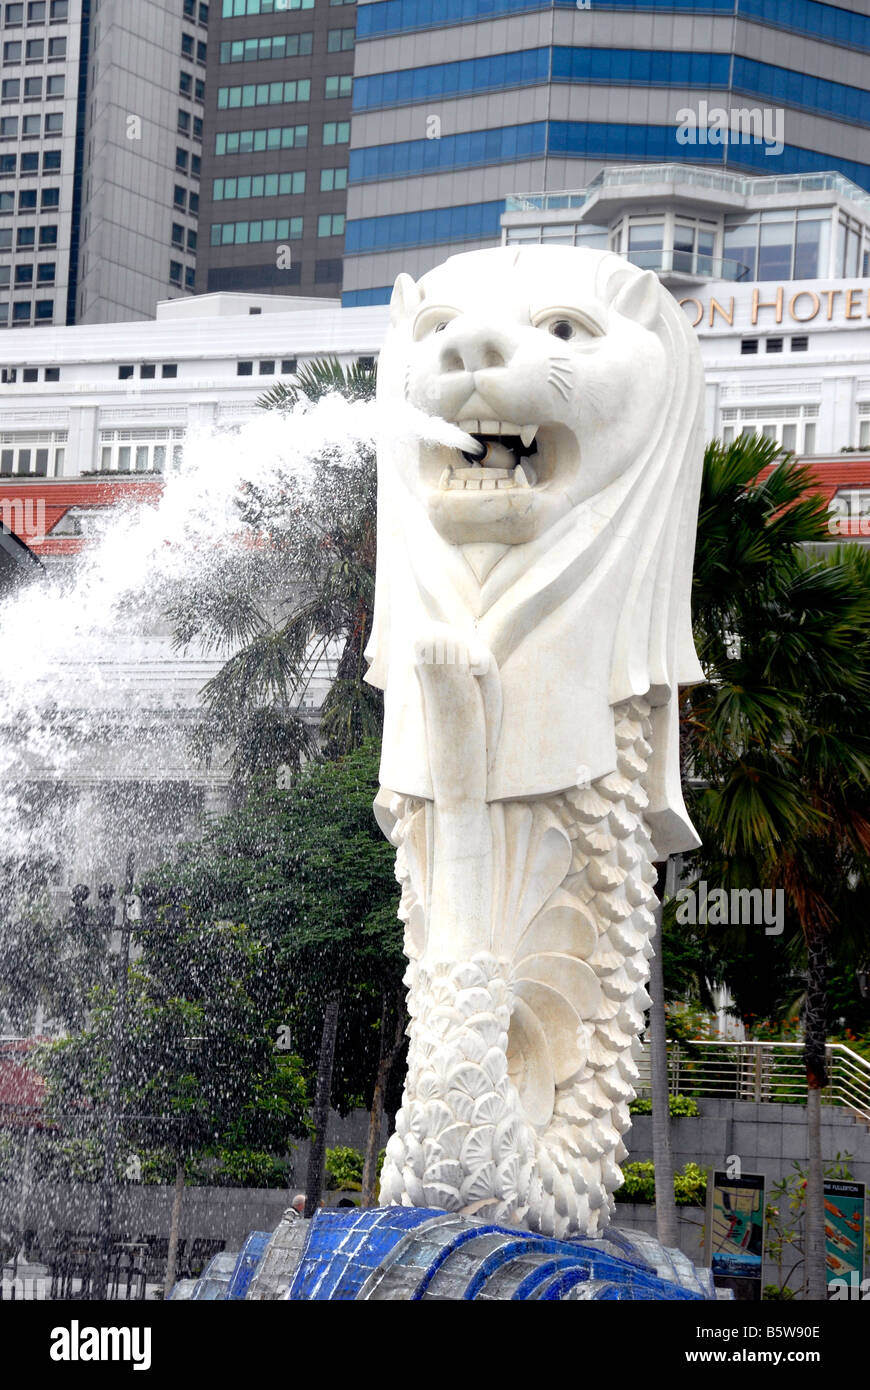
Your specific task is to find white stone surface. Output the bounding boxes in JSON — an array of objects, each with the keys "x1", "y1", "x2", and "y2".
[{"x1": 366, "y1": 246, "x2": 705, "y2": 1237}]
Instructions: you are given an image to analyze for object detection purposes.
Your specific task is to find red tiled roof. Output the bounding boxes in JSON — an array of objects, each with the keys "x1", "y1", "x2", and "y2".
[
  {"x1": 757, "y1": 456, "x2": 870, "y2": 539},
  {"x1": 0, "y1": 478, "x2": 163, "y2": 555},
  {"x1": 0, "y1": 1039, "x2": 47, "y2": 1128}
]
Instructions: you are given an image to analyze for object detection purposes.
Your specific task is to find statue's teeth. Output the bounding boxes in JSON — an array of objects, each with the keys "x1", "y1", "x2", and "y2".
[
  {"x1": 439, "y1": 468, "x2": 451, "y2": 490},
  {"x1": 519, "y1": 425, "x2": 538, "y2": 449},
  {"x1": 479, "y1": 419, "x2": 500, "y2": 435},
  {"x1": 513, "y1": 461, "x2": 536, "y2": 488}
]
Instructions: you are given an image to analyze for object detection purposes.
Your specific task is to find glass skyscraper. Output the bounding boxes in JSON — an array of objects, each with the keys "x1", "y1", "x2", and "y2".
[{"x1": 342, "y1": 0, "x2": 870, "y2": 304}]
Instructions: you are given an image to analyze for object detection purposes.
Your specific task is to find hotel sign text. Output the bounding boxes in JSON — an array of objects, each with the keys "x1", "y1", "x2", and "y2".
[{"x1": 679, "y1": 286, "x2": 870, "y2": 329}]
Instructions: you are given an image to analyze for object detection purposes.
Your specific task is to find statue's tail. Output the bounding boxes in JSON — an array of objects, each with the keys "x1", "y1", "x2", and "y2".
[{"x1": 379, "y1": 698, "x2": 658, "y2": 1238}]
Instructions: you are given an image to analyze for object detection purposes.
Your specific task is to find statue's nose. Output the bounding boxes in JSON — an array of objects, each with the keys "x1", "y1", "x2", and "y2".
[{"x1": 439, "y1": 322, "x2": 515, "y2": 374}]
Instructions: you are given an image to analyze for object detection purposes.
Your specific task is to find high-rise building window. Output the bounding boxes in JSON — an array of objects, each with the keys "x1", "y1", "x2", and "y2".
[
  {"x1": 161, "y1": 363, "x2": 178, "y2": 378},
  {"x1": 317, "y1": 213, "x2": 344, "y2": 237},
  {"x1": 20, "y1": 149, "x2": 37, "y2": 170},
  {"x1": 0, "y1": 115, "x2": 17, "y2": 135},
  {"x1": 237, "y1": 360, "x2": 253, "y2": 376},
  {"x1": 183, "y1": 0, "x2": 195, "y2": 16},
  {"x1": 140, "y1": 363, "x2": 156, "y2": 378},
  {"x1": 40, "y1": 185, "x2": 58, "y2": 207},
  {"x1": 38, "y1": 224, "x2": 56, "y2": 245},
  {"x1": 220, "y1": 33, "x2": 312, "y2": 63},
  {"x1": 178, "y1": 109, "x2": 190, "y2": 134},
  {"x1": 221, "y1": 0, "x2": 313, "y2": 13},
  {"x1": 191, "y1": 153, "x2": 200, "y2": 177},
  {"x1": 192, "y1": 116, "x2": 202, "y2": 140},
  {"x1": 21, "y1": 113, "x2": 40, "y2": 133},
  {"x1": 27, "y1": 2, "x2": 45, "y2": 20},
  {"x1": 36, "y1": 260, "x2": 53, "y2": 282},
  {"x1": 42, "y1": 147, "x2": 59, "y2": 169},
  {"x1": 169, "y1": 260, "x2": 182, "y2": 285},
  {"x1": 199, "y1": 3, "x2": 209, "y2": 23},
  {"x1": 213, "y1": 169, "x2": 305, "y2": 200},
  {"x1": 179, "y1": 69, "x2": 192, "y2": 96},
  {"x1": 2, "y1": 78, "x2": 20, "y2": 98},
  {"x1": 320, "y1": 167, "x2": 347, "y2": 192},
  {"x1": 189, "y1": 191, "x2": 199, "y2": 214},
  {"x1": 24, "y1": 35, "x2": 41, "y2": 57},
  {"x1": 44, "y1": 110, "x2": 60, "y2": 132},
  {"x1": 0, "y1": 152, "x2": 13, "y2": 171},
  {"x1": 174, "y1": 184, "x2": 186, "y2": 209},
  {"x1": 326, "y1": 28, "x2": 354, "y2": 52},
  {"x1": 196, "y1": 40, "x2": 206, "y2": 64},
  {"x1": 216, "y1": 123, "x2": 307, "y2": 155},
  {"x1": 181, "y1": 32, "x2": 194, "y2": 58},
  {"x1": 19, "y1": 187, "x2": 37, "y2": 208},
  {"x1": 210, "y1": 215, "x2": 302, "y2": 245},
  {"x1": 12, "y1": 301, "x2": 30, "y2": 322},
  {"x1": 217, "y1": 78, "x2": 310, "y2": 109},
  {"x1": 186, "y1": 228, "x2": 196, "y2": 251},
  {"x1": 49, "y1": 0, "x2": 67, "y2": 16},
  {"x1": 45, "y1": 73, "x2": 62, "y2": 95},
  {"x1": 47, "y1": 34, "x2": 63, "y2": 56},
  {"x1": 194, "y1": 78, "x2": 204, "y2": 101},
  {"x1": 23, "y1": 74, "x2": 40, "y2": 96},
  {"x1": 5, "y1": 4, "x2": 23, "y2": 24},
  {"x1": 3, "y1": 40, "x2": 21, "y2": 59},
  {"x1": 16, "y1": 225, "x2": 35, "y2": 246},
  {"x1": 14, "y1": 263, "x2": 31, "y2": 283},
  {"x1": 322, "y1": 120, "x2": 349, "y2": 145},
  {"x1": 324, "y1": 75, "x2": 351, "y2": 99},
  {"x1": 171, "y1": 221, "x2": 184, "y2": 247},
  {"x1": 0, "y1": 187, "x2": 11, "y2": 208},
  {"x1": 176, "y1": 146, "x2": 188, "y2": 171}
]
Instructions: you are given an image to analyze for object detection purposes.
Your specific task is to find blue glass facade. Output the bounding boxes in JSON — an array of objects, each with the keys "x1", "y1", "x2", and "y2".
[
  {"x1": 353, "y1": 48, "x2": 867, "y2": 129},
  {"x1": 345, "y1": 198, "x2": 506, "y2": 253},
  {"x1": 357, "y1": 0, "x2": 870, "y2": 52},
  {"x1": 349, "y1": 123, "x2": 546, "y2": 181},
  {"x1": 348, "y1": 122, "x2": 870, "y2": 191}
]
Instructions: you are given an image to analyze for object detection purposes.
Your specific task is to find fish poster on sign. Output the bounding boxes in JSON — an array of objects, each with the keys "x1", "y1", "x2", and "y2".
[
  {"x1": 706, "y1": 1170, "x2": 765, "y2": 1296},
  {"x1": 824, "y1": 1180, "x2": 865, "y2": 1287}
]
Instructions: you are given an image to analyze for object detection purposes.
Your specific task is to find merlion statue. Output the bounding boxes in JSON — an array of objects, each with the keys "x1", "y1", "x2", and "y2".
[{"x1": 365, "y1": 245, "x2": 704, "y2": 1239}]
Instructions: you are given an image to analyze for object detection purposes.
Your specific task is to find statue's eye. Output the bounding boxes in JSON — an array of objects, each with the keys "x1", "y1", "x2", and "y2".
[
  {"x1": 434, "y1": 322, "x2": 448, "y2": 333},
  {"x1": 549, "y1": 320, "x2": 575, "y2": 341}
]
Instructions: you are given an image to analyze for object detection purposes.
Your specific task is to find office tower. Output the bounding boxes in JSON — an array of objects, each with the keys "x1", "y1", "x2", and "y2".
[
  {"x1": 342, "y1": 0, "x2": 870, "y2": 305},
  {"x1": 0, "y1": 0, "x2": 208, "y2": 329},
  {"x1": 195, "y1": 0, "x2": 356, "y2": 299}
]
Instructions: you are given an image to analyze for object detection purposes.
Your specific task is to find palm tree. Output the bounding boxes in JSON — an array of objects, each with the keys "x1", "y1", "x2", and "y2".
[
  {"x1": 682, "y1": 434, "x2": 870, "y2": 1298},
  {"x1": 170, "y1": 355, "x2": 381, "y2": 788}
]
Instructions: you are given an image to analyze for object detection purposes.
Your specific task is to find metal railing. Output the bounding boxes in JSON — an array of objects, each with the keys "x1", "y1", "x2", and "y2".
[{"x1": 635, "y1": 1040, "x2": 870, "y2": 1123}]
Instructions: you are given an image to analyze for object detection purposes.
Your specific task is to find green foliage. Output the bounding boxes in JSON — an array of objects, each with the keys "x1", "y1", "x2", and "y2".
[
  {"x1": 679, "y1": 437, "x2": 870, "y2": 1044},
  {"x1": 628, "y1": 1094, "x2": 699, "y2": 1117},
  {"x1": 324, "y1": 1145, "x2": 364, "y2": 1191},
  {"x1": 141, "y1": 739, "x2": 405, "y2": 1118},
  {"x1": 324, "y1": 1144, "x2": 384, "y2": 1191},
  {"x1": 614, "y1": 1160, "x2": 707, "y2": 1205},
  {"x1": 35, "y1": 918, "x2": 311, "y2": 1179}
]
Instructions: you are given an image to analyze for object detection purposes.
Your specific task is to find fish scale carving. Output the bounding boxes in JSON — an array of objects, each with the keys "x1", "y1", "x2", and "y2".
[{"x1": 379, "y1": 697, "x2": 659, "y2": 1239}]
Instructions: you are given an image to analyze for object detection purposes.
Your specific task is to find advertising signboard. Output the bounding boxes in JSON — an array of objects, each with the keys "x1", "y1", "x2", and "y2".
[
  {"x1": 707, "y1": 1170, "x2": 766, "y2": 1297},
  {"x1": 824, "y1": 1179, "x2": 866, "y2": 1292}
]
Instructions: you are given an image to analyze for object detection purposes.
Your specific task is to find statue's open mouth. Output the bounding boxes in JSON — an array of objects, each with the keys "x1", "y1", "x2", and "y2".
[{"x1": 442, "y1": 419, "x2": 540, "y2": 491}]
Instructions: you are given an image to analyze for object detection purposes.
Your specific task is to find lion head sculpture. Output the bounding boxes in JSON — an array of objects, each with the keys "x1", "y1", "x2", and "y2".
[{"x1": 366, "y1": 245, "x2": 705, "y2": 861}]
